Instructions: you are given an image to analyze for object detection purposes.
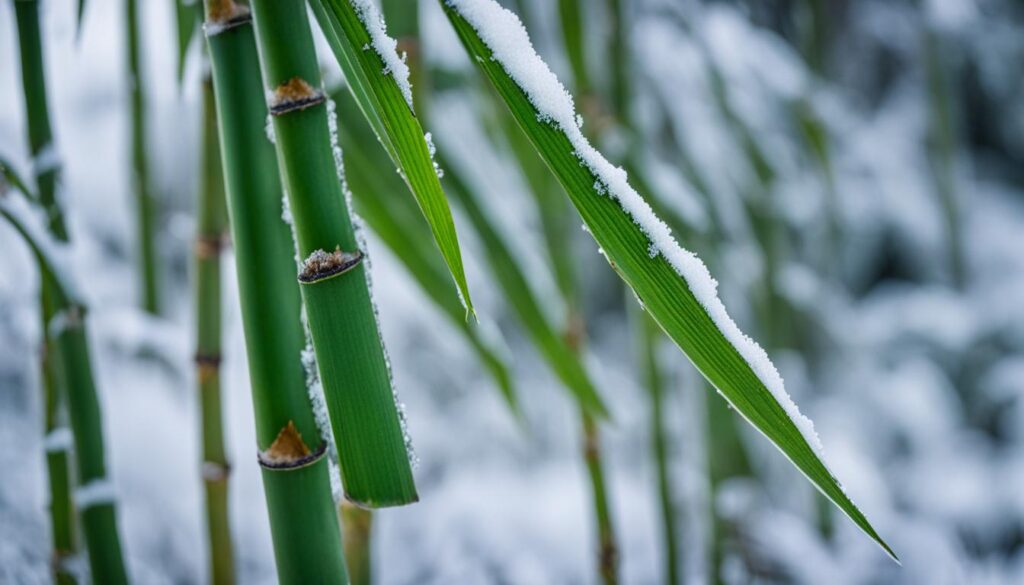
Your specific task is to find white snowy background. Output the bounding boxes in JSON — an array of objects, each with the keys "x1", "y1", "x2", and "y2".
[{"x1": 2, "y1": 0, "x2": 1024, "y2": 583}]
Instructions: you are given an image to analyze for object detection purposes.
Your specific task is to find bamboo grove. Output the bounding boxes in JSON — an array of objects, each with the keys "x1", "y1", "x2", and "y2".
[{"x1": 0, "y1": 0, "x2": 934, "y2": 582}]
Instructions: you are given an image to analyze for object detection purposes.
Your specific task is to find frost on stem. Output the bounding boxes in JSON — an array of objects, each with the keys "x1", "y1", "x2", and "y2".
[
  {"x1": 298, "y1": 248, "x2": 363, "y2": 283},
  {"x1": 203, "y1": 0, "x2": 251, "y2": 36},
  {"x1": 258, "y1": 421, "x2": 325, "y2": 470},
  {"x1": 268, "y1": 77, "x2": 326, "y2": 117}
]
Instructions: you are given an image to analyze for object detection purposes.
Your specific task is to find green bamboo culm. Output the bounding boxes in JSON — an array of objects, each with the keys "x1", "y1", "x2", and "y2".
[
  {"x1": 194, "y1": 72, "x2": 234, "y2": 585},
  {"x1": 634, "y1": 307, "x2": 680, "y2": 585},
  {"x1": 340, "y1": 502, "x2": 373, "y2": 585},
  {"x1": 0, "y1": 195, "x2": 130, "y2": 584},
  {"x1": 248, "y1": 0, "x2": 417, "y2": 507},
  {"x1": 12, "y1": 2, "x2": 77, "y2": 582},
  {"x1": 201, "y1": 0, "x2": 348, "y2": 582},
  {"x1": 126, "y1": 0, "x2": 159, "y2": 313}
]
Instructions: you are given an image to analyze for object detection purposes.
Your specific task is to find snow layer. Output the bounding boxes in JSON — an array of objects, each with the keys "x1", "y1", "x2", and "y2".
[
  {"x1": 351, "y1": 0, "x2": 414, "y2": 109},
  {"x1": 73, "y1": 478, "x2": 116, "y2": 510},
  {"x1": 445, "y1": 0, "x2": 828, "y2": 462}
]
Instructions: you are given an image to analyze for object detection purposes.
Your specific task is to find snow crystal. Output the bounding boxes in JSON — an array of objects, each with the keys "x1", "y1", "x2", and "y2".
[
  {"x1": 424, "y1": 132, "x2": 445, "y2": 178},
  {"x1": 31, "y1": 143, "x2": 61, "y2": 175},
  {"x1": 73, "y1": 478, "x2": 116, "y2": 509},
  {"x1": 445, "y1": 0, "x2": 829, "y2": 464},
  {"x1": 43, "y1": 427, "x2": 73, "y2": 453},
  {"x1": 265, "y1": 114, "x2": 276, "y2": 144},
  {"x1": 301, "y1": 337, "x2": 336, "y2": 459},
  {"x1": 351, "y1": 0, "x2": 415, "y2": 110}
]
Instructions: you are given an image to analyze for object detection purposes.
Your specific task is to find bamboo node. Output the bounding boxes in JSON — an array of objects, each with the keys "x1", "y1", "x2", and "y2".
[
  {"x1": 194, "y1": 234, "x2": 226, "y2": 259},
  {"x1": 204, "y1": 0, "x2": 251, "y2": 36},
  {"x1": 195, "y1": 352, "x2": 222, "y2": 383},
  {"x1": 269, "y1": 77, "x2": 326, "y2": 116},
  {"x1": 298, "y1": 247, "x2": 363, "y2": 284},
  {"x1": 201, "y1": 461, "x2": 232, "y2": 482},
  {"x1": 258, "y1": 422, "x2": 326, "y2": 470}
]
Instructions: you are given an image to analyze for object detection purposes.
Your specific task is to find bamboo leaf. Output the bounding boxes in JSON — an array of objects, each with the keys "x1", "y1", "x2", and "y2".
[
  {"x1": 436, "y1": 141, "x2": 608, "y2": 417},
  {"x1": 77, "y1": 0, "x2": 87, "y2": 39},
  {"x1": 310, "y1": 0, "x2": 475, "y2": 316},
  {"x1": 174, "y1": 0, "x2": 200, "y2": 83},
  {"x1": 331, "y1": 88, "x2": 519, "y2": 411},
  {"x1": 0, "y1": 156, "x2": 38, "y2": 202},
  {"x1": 441, "y1": 0, "x2": 896, "y2": 560}
]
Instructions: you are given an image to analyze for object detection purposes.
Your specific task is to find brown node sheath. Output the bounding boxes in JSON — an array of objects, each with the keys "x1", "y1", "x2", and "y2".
[
  {"x1": 205, "y1": 0, "x2": 251, "y2": 33},
  {"x1": 258, "y1": 421, "x2": 325, "y2": 470},
  {"x1": 194, "y1": 233, "x2": 228, "y2": 259},
  {"x1": 195, "y1": 352, "x2": 222, "y2": 384},
  {"x1": 298, "y1": 247, "x2": 363, "y2": 284},
  {"x1": 269, "y1": 77, "x2": 325, "y2": 116}
]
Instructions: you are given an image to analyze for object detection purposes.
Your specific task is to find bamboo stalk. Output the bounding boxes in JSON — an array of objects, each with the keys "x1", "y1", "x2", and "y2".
[
  {"x1": 194, "y1": 72, "x2": 234, "y2": 585},
  {"x1": 924, "y1": 28, "x2": 966, "y2": 289},
  {"x1": 634, "y1": 307, "x2": 680, "y2": 585},
  {"x1": 248, "y1": 0, "x2": 417, "y2": 507},
  {"x1": 580, "y1": 409, "x2": 618, "y2": 585},
  {"x1": 126, "y1": 0, "x2": 159, "y2": 313},
  {"x1": 201, "y1": 1, "x2": 348, "y2": 581},
  {"x1": 340, "y1": 502, "x2": 373, "y2": 585},
  {"x1": 13, "y1": 3, "x2": 77, "y2": 582},
  {"x1": 0, "y1": 200, "x2": 130, "y2": 584}
]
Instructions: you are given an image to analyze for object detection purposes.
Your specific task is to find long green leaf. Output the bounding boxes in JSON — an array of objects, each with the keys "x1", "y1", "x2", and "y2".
[
  {"x1": 174, "y1": 0, "x2": 200, "y2": 83},
  {"x1": 330, "y1": 88, "x2": 518, "y2": 411},
  {"x1": 436, "y1": 141, "x2": 608, "y2": 417},
  {"x1": 441, "y1": 0, "x2": 895, "y2": 560},
  {"x1": 309, "y1": 0, "x2": 474, "y2": 316}
]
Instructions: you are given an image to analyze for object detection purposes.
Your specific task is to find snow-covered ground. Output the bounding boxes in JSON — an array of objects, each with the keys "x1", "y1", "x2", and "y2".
[{"x1": 2, "y1": 0, "x2": 1023, "y2": 583}]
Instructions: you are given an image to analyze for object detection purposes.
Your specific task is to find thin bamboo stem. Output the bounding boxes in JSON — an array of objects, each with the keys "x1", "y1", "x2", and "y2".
[
  {"x1": 13, "y1": 3, "x2": 77, "y2": 581},
  {"x1": 340, "y1": 502, "x2": 373, "y2": 585},
  {"x1": 635, "y1": 308, "x2": 680, "y2": 585},
  {"x1": 201, "y1": 1, "x2": 348, "y2": 582},
  {"x1": 126, "y1": 0, "x2": 159, "y2": 313},
  {"x1": 0, "y1": 206, "x2": 131, "y2": 584},
  {"x1": 581, "y1": 409, "x2": 618, "y2": 585},
  {"x1": 566, "y1": 317, "x2": 619, "y2": 585},
  {"x1": 194, "y1": 72, "x2": 234, "y2": 585},
  {"x1": 924, "y1": 28, "x2": 966, "y2": 289},
  {"x1": 248, "y1": 0, "x2": 416, "y2": 507}
]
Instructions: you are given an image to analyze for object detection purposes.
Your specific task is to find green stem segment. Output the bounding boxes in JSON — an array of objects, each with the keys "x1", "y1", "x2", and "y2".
[
  {"x1": 195, "y1": 72, "x2": 234, "y2": 585},
  {"x1": 126, "y1": 0, "x2": 160, "y2": 313},
  {"x1": 340, "y1": 502, "x2": 373, "y2": 585},
  {"x1": 249, "y1": 0, "x2": 417, "y2": 507},
  {"x1": 635, "y1": 308, "x2": 680, "y2": 585},
  {"x1": 580, "y1": 409, "x2": 618, "y2": 585},
  {"x1": 201, "y1": 1, "x2": 348, "y2": 582},
  {"x1": 0, "y1": 203, "x2": 130, "y2": 584},
  {"x1": 14, "y1": 3, "x2": 77, "y2": 582}
]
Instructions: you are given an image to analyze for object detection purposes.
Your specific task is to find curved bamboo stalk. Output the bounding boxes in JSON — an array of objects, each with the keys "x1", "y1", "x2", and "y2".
[
  {"x1": 0, "y1": 196, "x2": 130, "y2": 584},
  {"x1": 13, "y1": 3, "x2": 77, "y2": 581},
  {"x1": 201, "y1": 1, "x2": 348, "y2": 581}
]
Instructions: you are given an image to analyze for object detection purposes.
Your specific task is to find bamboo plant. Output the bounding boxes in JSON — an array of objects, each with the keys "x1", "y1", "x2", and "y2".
[
  {"x1": 193, "y1": 73, "x2": 234, "y2": 585},
  {"x1": 201, "y1": 1, "x2": 348, "y2": 582},
  {"x1": 11, "y1": 2, "x2": 84, "y2": 581},
  {"x1": 441, "y1": 0, "x2": 896, "y2": 560},
  {"x1": 0, "y1": 194, "x2": 129, "y2": 583},
  {"x1": 125, "y1": 0, "x2": 159, "y2": 313},
  {"x1": 247, "y1": 0, "x2": 416, "y2": 508}
]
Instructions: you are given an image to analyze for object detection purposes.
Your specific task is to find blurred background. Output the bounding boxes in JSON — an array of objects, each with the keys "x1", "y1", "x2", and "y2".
[{"x1": 2, "y1": 0, "x2": 1023, "y2": 583}]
